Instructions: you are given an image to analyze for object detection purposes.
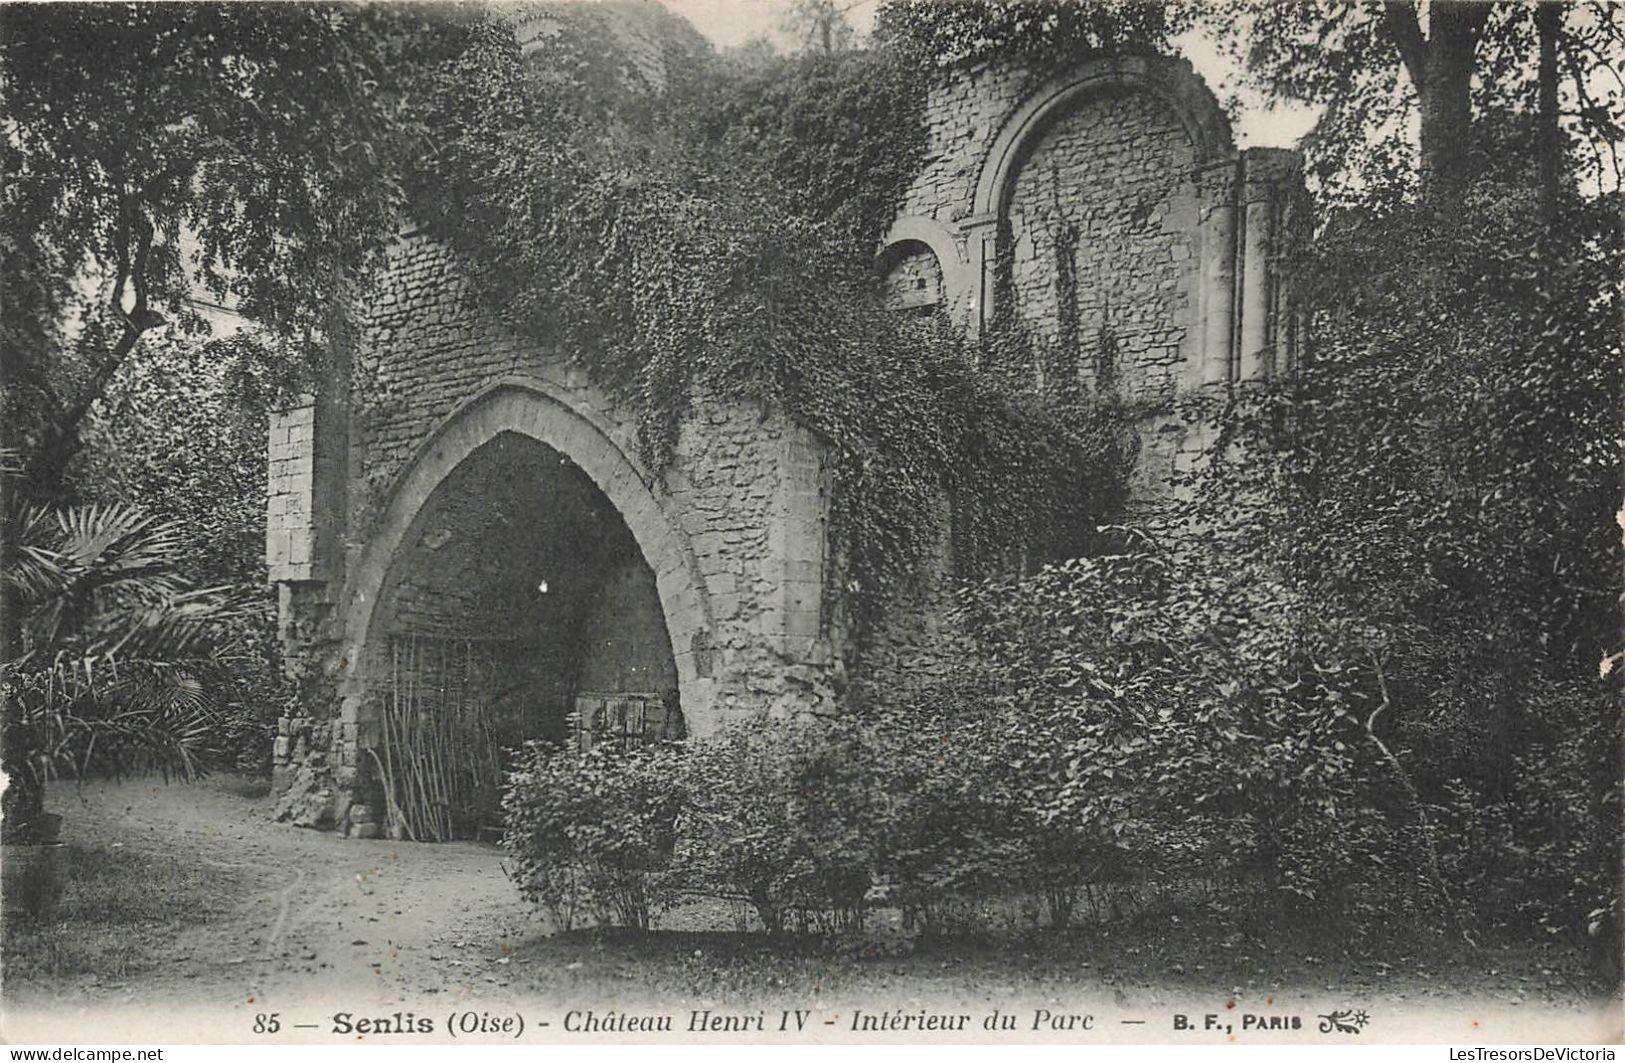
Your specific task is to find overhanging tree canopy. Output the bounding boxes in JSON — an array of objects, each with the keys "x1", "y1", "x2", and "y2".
[{"x1": 0, "y1": 3, "x2": 451, "y2": 498}]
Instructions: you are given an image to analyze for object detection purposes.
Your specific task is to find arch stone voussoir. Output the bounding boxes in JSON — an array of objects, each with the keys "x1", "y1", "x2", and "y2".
[{"x1": 878, "y1": 216, "x2": 968, "y2": 287}]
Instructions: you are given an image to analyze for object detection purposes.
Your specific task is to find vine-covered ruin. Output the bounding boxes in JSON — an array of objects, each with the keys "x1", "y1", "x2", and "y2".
[{"x1": 267, "y1": 3, "x2": 1304, "y2": 838}]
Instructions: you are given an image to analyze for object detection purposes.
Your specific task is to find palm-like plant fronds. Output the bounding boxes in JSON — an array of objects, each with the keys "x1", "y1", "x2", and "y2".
[
  {"x1": 6, "y1": 502, "x2": 194, "y2": 652},
  {"x1": 2, "y1": 499, "x2": 244, "y2": 839}
]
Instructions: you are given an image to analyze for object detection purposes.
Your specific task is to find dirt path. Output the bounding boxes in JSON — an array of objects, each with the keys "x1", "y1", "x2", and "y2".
[
  {"x1": 5, "y1": 774, "x2": 1618, "y2": 1045},
  {"x1": 12, "y1": 774, "x2": 543, "y2": 1011}
]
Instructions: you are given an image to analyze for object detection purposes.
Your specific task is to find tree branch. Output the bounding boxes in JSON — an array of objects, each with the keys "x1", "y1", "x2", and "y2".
[
  {"x1": 24, "y1": 213, "x2": 164, "y2": 495},
  {"x1": 1364, "y1": 649, "x2": 1476, "y2": 948},
  {"x1": 1558, "y1": 28, "x2": 1625, "y2": 190}
]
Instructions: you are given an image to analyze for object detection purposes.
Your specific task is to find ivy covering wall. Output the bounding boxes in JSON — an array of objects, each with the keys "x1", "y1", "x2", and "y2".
[{"x1": 400, "y1": 11, "x2": 1129, "y2": 643}]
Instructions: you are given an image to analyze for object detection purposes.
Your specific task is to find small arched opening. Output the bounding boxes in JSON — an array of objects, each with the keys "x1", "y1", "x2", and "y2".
[{"x1": 879, "y1": 239, "x2": 947, "y2": 316}]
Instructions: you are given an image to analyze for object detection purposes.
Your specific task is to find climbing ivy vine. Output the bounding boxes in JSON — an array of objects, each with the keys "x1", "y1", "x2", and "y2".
[{"x1": 401, "y1": 10, "x2": 1126, "y2": 638}]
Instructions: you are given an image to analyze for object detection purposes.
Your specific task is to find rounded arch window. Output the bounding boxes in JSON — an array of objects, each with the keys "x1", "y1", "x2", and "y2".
[{"x1": 879, "y1": 240, "x2": 945, "y2": 316}]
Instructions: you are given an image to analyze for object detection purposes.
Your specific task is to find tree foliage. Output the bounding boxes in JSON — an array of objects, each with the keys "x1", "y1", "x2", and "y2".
[
  {"x1": 1220, "y1": 0, "x2": 1625, "y2": 205},
  {"x1": 0, "y1": 2, "x2": 442, "y2": 497},
  {"x1": 874, "y1": 0, "x2": 1191, "y2": 72},
  {"x1": 77, "y1": 332, "x2": 301, "y2": 592},
  {"x1": 782, "y1": 0, "x2": 858, "y2": 55},
  {"x1": 71, "y1": 330, "x2": 304, "y2": 768}
]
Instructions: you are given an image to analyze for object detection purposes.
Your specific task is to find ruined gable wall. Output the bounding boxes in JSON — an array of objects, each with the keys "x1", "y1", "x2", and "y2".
[
  {"x1": 884, "y1": 57, "x2": 1214, "y2": 404},
  {"x1": 863, "y1": 53, "x2": 1304, "y2": 698},
  {"x1": 1005, "y1": 87, "x2": 1199, "y2": 400}
]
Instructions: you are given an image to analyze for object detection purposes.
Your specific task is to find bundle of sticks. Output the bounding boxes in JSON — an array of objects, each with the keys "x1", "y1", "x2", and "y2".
[{"x1": 376, "y1": 635, "x2": 509, "y2": 842}]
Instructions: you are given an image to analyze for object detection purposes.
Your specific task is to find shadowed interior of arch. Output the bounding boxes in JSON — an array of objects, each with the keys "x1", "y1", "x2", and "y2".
[{"x1": 369, "y1": 430, "x2": 681, "y2": 840}]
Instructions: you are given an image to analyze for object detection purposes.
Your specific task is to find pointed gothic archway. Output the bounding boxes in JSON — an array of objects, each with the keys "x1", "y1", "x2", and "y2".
[{"x1": 336, "y1": 379, "x2": 717, "y2": 832}]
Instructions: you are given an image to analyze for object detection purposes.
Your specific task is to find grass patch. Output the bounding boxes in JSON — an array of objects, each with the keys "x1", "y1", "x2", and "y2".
[{"x1": 3, "y1": 842, "x2": 241, "y2": 988}]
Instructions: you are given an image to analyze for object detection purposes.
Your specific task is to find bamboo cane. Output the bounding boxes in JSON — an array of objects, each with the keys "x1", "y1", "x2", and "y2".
[
  {"x1": 386, "y1": 639, "x2": 404, "y2": 839},
  {"x1": 367, "y1": 746, "x2": 415, "y2": 843},
  {"x1": 441, "y1": 640, "x2": 455, "y2": 838},
  {"x1": 410, "y1": 635, "x2": 431, "y2": 839},
  {"x1": 426, "y1": 636, "x2": 441, "y2": 841},
  {"x1": 439, "y1": 676, "x2": 455, "y2": 840},
  {"x1": 401, "y1": 636, "x2": 417, "y2": 840},
  {"x1": 433, "y1": 670, "x2": 449, "y2": 840},
  {"x1": 430, "y1": 640, "x2": 451, "y2": 839},
  {"x1": 430, "y1": 639, "x2": 443, "y2": 839}
]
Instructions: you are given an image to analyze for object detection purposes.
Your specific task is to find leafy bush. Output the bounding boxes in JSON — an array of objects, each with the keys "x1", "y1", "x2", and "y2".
[
  {"x1": 502, "y1": 740, "x2": 686, "y2": 930},
  {"x1": 77, "y1": 331, "x2": 303, "y2": 772},
  {"x1": 859, "y1": 686, "x2": 1103, "y2": 934},
  {"x1": 950, "y1": 536, "x2": 1415, "y2": 924},
  {"x1": 863, "y1": 704, "x2": 1013, "y2": 934},
  {"x1": 676, "y1": 717, "x2": 880, "y2": 934},
  {"x1": 1434, "y1": 678, "x2": 1622, "y2": 948},
  {"x1": 671, "y1": 708, "x2": 1079, "y2": 936},
  {"x1": 503, "y1": 704, "x2": 1180, "y2": 938}
]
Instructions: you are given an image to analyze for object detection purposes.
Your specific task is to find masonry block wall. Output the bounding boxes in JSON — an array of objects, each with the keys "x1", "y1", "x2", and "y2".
[
  {"x1": 265, "y1": 404, "x2": 317, "y2": 581},
  {"x1": 863, "y1": 52, "x2": 1306, "y2": 685},
  {"x1": 1004, "y1": 87, "x2": 1198, "y2": 396},
  {"x1": 270, "y1": 229, "x2": 840, "y2": 834},
  {"x1": 877, "y1": 54, "x2": 1304, "y2": 493}
]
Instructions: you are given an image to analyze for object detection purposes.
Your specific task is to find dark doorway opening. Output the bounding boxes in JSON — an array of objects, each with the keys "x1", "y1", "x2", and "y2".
[{"x1": 373, "y1": 432, "x2": 681, "y2": 840}]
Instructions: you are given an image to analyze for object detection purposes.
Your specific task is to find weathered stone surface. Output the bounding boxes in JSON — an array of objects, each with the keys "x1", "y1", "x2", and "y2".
[
  {"x1": 268, "y1": 45, "x2": 1303, "y2": 836},
  {"x1": 274, "y1": 762, "x2": 336, "y2": 830},
  {"x1": 865, "y1": 53, "x2": 1304, "y2": 695},
  {"x1": 266, "y1": 403, "x2": 318, "y2": 581}
]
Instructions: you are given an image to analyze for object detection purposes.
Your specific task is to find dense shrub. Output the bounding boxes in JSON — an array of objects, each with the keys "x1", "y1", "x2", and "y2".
[
  {"x1": 950, "y1": 538, "x2": 1417, "y2": 922},
  {"x1": 502, "y1": 662, "x2": 1614, "y2": 951},
  {"x1": 1433, "y1": 678, "x2": 1622, "y2": 947},
  {"x1": 502, "y1": 740, "x2": 686, "y2": 930},
  {"x1": 1, "y1": 502, "x2": 247, "y2": 841},
  {"x1": 75, "y1": 331, "x2": 303, "y2": 773},
  {"x1": 676, "y1": 717, "x2": 881, "y2": 934},
  {"x1": 504, "y1": 704, "x2": 1187, "y2": 937}
]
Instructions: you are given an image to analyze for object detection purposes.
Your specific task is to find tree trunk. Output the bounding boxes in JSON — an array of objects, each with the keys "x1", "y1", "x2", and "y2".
[
  {"x1": 1535, "y1": 1, "x2": 1561, "y2": 226},
  {"x1": 1417, "y1": 2, "x2": 1491, "y2": 210},
  {"x1": 1383, "y1": 1, "x2": 1493, "y2": 212},
  {"x1": 20, "y1": 317, "x2": 157, "y2": 501}
]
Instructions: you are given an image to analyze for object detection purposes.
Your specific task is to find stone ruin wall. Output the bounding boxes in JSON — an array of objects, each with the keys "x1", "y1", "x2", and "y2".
[
  {"x1": 1004, "y1": 86, "x2": 1198, "y2": 405},
  {"x1": 270, "y1": 232, "x2": 839, "y2": 834},
  {"x1": 864, "y1": 53, "x2": 1305, "y2": 695},
  {"x1": 881, "y1": 53, "x2": 1303, "y2": 426},
  {"x1": 268, "y1": 44, "x2": 1306, "y2": 834}
]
